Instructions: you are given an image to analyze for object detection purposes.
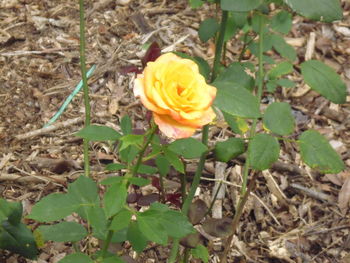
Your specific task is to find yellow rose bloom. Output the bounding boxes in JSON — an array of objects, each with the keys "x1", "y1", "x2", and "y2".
[{"x1": 134, "y1": 53, "x2": 217, "y2": 139}]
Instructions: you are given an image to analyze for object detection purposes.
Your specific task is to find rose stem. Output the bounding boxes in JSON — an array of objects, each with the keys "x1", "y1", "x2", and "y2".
[
  {"x1": 100, "y1": 123, "x2": 158, "y2": 259},
  {"x1": 79, "y1": 0, "x2": 91, "y2": 177},
  {"x1": 241, "y1": 13, "x2": 265, "y2": 195},
  {"x1": 220, "y1": 172, "x2": 258, "y2": 263},
  {"x1": 221, "y1": 12, "x2": 266, "y2": 262},
  {"x1": 131, "y1": 123, "x2": 158, "y2": 177},
  {"x1": 168, "y1": 126, "x2": 209, "y2": 263},
  {"x1": 168, "y1": 9, "x2": 229, "y2": 263},
  {"x1": 211, "y1": 10, "x2": 228, "y2": 82}
]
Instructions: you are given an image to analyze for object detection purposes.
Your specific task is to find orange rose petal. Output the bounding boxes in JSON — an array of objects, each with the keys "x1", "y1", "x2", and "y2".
[
  {"x1": 134, "y1": 53, "x2": 217, "y2": 139},
  {"x1": 177, "y1": 107, "x2": 216, "y2": 128},
  {"x1": 153, "y1": 113, "x2": 196, "y2": 139},
  {"x1": 134, "y1": 77, "x2": 167, "y2": 115}
]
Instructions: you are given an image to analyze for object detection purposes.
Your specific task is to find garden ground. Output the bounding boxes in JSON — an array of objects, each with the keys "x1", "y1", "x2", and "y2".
[{"x1": 0, "y1": 0, "x2": 350, "y2": 262}]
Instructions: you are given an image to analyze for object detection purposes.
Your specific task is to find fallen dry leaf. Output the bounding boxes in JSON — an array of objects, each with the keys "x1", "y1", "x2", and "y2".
[{"x1": 338, "y1": 172, "x2": 350, "y2": 214}]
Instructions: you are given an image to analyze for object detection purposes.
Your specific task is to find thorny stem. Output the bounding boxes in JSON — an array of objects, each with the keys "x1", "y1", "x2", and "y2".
[
  {"x1": 131, "y1": 123, "x2": 158, "y2": 177},
  {"x1": 100, "y1": 230, "x2": 114, "y2": 259},
  {"x1": 181, "y1": 125, "x2": 209, "y2": 214},
  {"x1": 79, "y1": 0, "x2": 91, "y2": 177},
  {"x1": 211, "y1": 10, "x2": 229, "y2": 82},
  {"x1": 241, "y1": 14, "x2": 265, "y2": 195},
  {"x1": 168, "y1": 126, "x2": 209, "y2": 263},
  {"x1": 220, "y1": 172, "x2": 258, "y2": 263}
]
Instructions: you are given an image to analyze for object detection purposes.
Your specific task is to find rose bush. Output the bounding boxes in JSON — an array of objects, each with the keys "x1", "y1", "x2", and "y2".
[{"x1": 134, "y1": 53, "x2": 217, "y2": 139}]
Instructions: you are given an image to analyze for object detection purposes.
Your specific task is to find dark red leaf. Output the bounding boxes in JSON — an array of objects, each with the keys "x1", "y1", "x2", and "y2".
[
  {"x1": 166, "y1": 192, "x2": 182, "y2": 208},
  {"x1": 151, "y1": 177, "x2": 161, "y2": 190},
  {"x1": 141, "y1": 42, "x2": 161, "y2": 67},
  {"x1": 119, "y1": 65, "x2": 142, "y2": 75}
]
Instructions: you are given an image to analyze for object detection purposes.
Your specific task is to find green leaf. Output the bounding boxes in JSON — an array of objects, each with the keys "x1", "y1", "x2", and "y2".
[
  {"x1": 104, "y1": 182, "x2": 128, "y2": 218},
  {"x1": 214, "y1": 138, "x2": 246, "y2": 162},
  {"x1": 67, "y1": 176, "x2": 99, "y2": 220},
  {"x1": 100, "y1": 176, "x2": 124, "y2": 185},
  {"x1": 224, "y1": 13, "x2": 238, "y2": 41},
  {"x1": 28, "y1": 193, "x2": 78, "y2": 222},
  {"x1": 119, "y1": 134, "x2": 144, "y2": 152},
  {"x1": 58, "y1": 253, "x2": 93, "y2": 263},
  {"x1": 267, "y1": 61, "x2": 294, "y2": 79},
  {"x1": 199, "y1": 18, "x2": 220, "y2": 42},
  {"x1": 266, "y1": 81, "x2": 278, "y2": 93},
  {"x1": 153, "y1": 205, "x2": 194, "y2": 239},
  {"x1": 111, "y1": 228, "x2": 128, "y2": 243},
  {"x1": 137, "y1": 211, "x2": 168, "y2": 245},
  {"x1": 37, "y1": 222, "x2": 87, "y2": 242},
  {"x1": 263, "y1": 102, "x2": 295, "y2": 135},
  {"x1": 168, "y1": 138, "x2": 208, "y2": 159},
  {"x1": 121, "y1": 115, "x2": 132, "y2": 135},
  {"x1": 75, "y1": 125, "x2": 121, "y2": 141},
  {"x1": 298, "y1": 130, "x2": 345, "y2": 173},
  {"x1": 0, "y1": 199, "x2": 22, "y2": 225},
  {"x1": 231, "y1": 11, "x2": 248, "y2": 28},
  {"x1": 127, "y1": 221, "x2": 148, "y2": 253},
  {"x1": 164, "y1": 149, "x2": 184, "y2": 173},
  {"x1": 191, "y1": 244, "x2": 209, "y2": 263},
  {"x1": 248, "y1": 35, "x2": 273, "y2": 55},
  {"x1": 128, "y1": 177, "x2": 151, "y2": 186},
  {"x1": 109, "y1": 209, "x2": 132, "y2": 232},
  {"x1": 222, "y1": 112, "x2": 248, "y2": 134},
  {"x1": 270, "y1": 10, "x2": 292, "y2": 34},
  {"x1": 136, "y1": 165, "x2": 158, "y2": 175},
  {"x1": 276, "y1": 78, "x2": 296, "y2": 88},
  {"x1": 68, "y1": 176, "x2": 98, "y2": 204},
  {"x1": 189, "y1": 0, "x2": 204, "y2": 8},
  {"x1": 301, "y1": 60, "x2": 347, "y2": 104},
  {"x1": 119, "y1": 145, "x2": 139, "y2": 164},
  {"x1": 213, "y1": 82, "x2": 261, "y2": 118},
  {"x1": 214, "y1": 62, "x2": 255, "y2": 91},
  {"x1": 136, "y1": 203, "x2": 194, "y2": 244},
  {"x1": 251, "y1": 13, "x2": 269, "y2": 33},
  {"x1": 155, "y1": 155, "x2": 170, "y2": 176},
  {"x1": 87, "y1": 206, "x2": 108, "y2": 239},
  {"x1": 0, "y1": 201, "x2": 38, "y2": 259},
  {"x1": 283, "y1": 0, "x2": 342, "y2": 22},
  {"x1": 0, "y1": 220, "x2": 38, "y2": 259},
  {"x1": 221, "y1": 0, "x2": 262, "y2": 11},
  {"x1": 106, "y1": 163, "x2": 126, "y2": 171},
  {"x1": 248, "y1": 134, "x2": 280, "y2": 170},
  {"x1": 271, "y1": 34, "x2": 296, "y2": 61}
]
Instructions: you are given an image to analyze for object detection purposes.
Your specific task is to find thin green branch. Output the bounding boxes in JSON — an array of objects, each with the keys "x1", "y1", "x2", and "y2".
[
  {"x1": 131, "y1": 124, "x2": 157, "y2": 177},
  {"x1": 100, "y1": 229, "x2": 114, "y2": 258},
  {"x1": 220, "y1": 172, "x2": 258, "y2": 263},
  {"x1": 241, "y1": 14, "x2": 265, "y2": 195},
  {"x1": 79, "y1": 0, "x2": 91, "y2": 177},
  {"x1": 211, "y1": 10, "x2": 229, "y2": 82},
  {"x1": 168, "y1": 127, "x2": 209, "y2": 263}
]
